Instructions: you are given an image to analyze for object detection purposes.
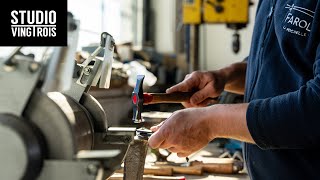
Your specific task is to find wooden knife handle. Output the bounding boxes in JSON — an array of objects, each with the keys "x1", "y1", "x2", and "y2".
[
  {"x1": 152, "y1": 165, "x2": 203, "y2": 175},
  {"x1": 198, "y1": 163, "x2": 234, "y2": 174},
  {"x1": 191, "y1": 161, "x2": 243, "y2": 174},
  {"x1": 144, "y1": 167, "x2": 173, "y2": 176},
  {"x1": 116, "y1": 167, "x2": 173, "y2": 176},
  {"x1": 170, "y1": 166, "x2": 203, "y2": 175}
]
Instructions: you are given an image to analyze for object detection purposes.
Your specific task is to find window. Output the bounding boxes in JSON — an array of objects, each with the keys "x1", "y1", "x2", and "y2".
[{"x1": 68, "y1": 0, "x2": 135, "y2": 49}]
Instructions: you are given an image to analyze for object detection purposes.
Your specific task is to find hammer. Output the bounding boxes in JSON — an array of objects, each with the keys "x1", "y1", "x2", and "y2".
[{"x1": 132, "y1": 75, "x2": 218, "y2": 123}]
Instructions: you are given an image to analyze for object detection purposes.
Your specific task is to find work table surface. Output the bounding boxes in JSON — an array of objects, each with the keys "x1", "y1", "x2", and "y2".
[
  {"x1": 170, "y1": 143, "x2": 249, "y2": 180},
  {"x1": 111, "y1": 143, "x2": 250, "y2": 180}
]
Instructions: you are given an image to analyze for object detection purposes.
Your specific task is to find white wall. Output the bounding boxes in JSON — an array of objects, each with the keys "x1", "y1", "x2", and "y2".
[
  {"x1": 151, "y1": 0, "x2": 176, "y2": 54},
  {"x1": 199, "y1": 2, "x2": 258, "y2": 70}
]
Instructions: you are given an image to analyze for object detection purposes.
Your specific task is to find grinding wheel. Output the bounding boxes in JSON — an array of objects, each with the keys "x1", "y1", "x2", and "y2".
[
  {"x1": 0, "y1": 114, "x2": 43, "y2": 180},
  {"x1": 80, "y1": 92, "x2": 108, "y2": 132},
  {"x1": 24, "y1": 90, "x2": 94, "y2": 159}
]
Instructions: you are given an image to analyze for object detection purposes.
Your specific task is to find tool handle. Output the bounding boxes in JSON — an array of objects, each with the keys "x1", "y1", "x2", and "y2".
[
  {"x1": 147, "y1": 92, "x2": 193, "y2": 104},
  {"x1": 152, "y1": 165, "x2": 203, "y2": 175},
  {"x1": 116, "y1": 167, "x2": 173, "y2": 176},
  {"x1": 197, "y1": 163, "x2": 234, "y2": 174},
  {"x1": 144, "y1": 167, "x2": 173, "y2": 176},
  {"x1": 170, "y1": 166, "x2": 203, "y2": 175},
  {"x1": 191, "y1": 161, "x2": 243, "y2": 174},
  {"x1": 144, "y1": 92, "x2": 219, "y2": 105}
]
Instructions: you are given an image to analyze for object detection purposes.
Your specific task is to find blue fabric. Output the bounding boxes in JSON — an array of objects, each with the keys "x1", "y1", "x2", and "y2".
[{"x1": 244, "y1": 0, "x2": 320, "y2": 179}]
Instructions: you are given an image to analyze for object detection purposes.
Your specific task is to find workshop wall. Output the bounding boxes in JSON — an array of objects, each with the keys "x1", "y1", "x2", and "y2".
[
  {"x1": 199, "y1": 2, "x2": 258, "y2": 70},
  {"x1": 151, "y1": 0, "x2": 176, "y2": 54}
]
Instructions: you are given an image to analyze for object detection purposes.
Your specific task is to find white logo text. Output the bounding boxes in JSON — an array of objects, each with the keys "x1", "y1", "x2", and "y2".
[{"x1": 11, "y1": 10, "x2": 57, "y2": 38}]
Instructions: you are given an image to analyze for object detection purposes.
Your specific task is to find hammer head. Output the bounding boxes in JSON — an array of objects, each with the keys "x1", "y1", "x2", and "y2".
[{"x1": 132, "y1": 75, "x2": 145, "y2": 123}]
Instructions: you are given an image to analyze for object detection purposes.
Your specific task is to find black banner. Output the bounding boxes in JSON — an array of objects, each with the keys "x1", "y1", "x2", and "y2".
[{"x1": 0, "y1": 0, "x2": 67, "y2": 46}]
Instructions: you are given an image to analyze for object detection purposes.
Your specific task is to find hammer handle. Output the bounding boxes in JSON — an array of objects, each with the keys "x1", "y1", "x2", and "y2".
[
  {"x1": 144, "y1": 92, "x2": 219, "y2": 105},
  {"x1": 145, "y1": 92, "x2": 194, "y2": 105}
]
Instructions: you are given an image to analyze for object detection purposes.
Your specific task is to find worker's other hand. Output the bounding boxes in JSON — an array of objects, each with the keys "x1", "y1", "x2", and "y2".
[
  {"x1": 148, "y1": 107, "x2": 213, "y2": 157},
  {"x1": 166, "y1": 71, "x2": 226, "y2": 107}
]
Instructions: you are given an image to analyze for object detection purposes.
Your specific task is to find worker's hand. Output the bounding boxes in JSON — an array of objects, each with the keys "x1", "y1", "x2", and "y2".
[
  {"x1": 148, "y1": 107, "x2": 214, "y2": 157},
  {"x1": 166, "y1": 71, "x2": 226, "y2": 107}
]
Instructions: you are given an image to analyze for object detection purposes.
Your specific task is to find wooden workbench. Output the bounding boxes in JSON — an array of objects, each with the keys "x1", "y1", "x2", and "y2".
[
  {"x1": 183, "y1": 173, "x2": 248, "y2": 180},
  {"x1": 109, "y1": 173, "x2": 248, "y2": 180},
  {"x1": 110, "y1": 143, "x2": 250, "y2": 180}
]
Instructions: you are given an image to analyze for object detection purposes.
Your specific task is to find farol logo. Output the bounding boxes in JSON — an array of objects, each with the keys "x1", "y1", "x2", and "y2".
[
  {"x1": 11, "y1": 10, "x2": 57, "y2": 38},
  {"x1": 283, "y1": 4, "x2": 314, "y2": 37}
]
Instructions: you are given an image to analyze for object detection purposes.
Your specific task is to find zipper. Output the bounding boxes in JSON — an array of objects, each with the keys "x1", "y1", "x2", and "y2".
[
  {"x1": 258, "y1": 5, "x2": 275, "y2": 67},
  {"x1": 261, "y1": 6, "x2": 274, "y2": 48},
  {"x1": 247, "y1": 2, "x2": 276, "y2": 101}
]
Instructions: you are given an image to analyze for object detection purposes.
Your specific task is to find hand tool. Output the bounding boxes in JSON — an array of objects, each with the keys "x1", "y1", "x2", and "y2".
[{"x1": 132, "y1": 75, "x2": 219, "y2": 123}]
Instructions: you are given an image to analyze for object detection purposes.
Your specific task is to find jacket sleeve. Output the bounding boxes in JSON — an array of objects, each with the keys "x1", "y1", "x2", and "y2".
[{"x1": 246, "y1": 43, "x2": 320, "y2": 149}]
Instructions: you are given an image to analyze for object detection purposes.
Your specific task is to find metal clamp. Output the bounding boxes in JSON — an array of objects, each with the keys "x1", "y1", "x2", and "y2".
[{"x1": 76, "y1": 32, "x2": 115, "y2": 90}]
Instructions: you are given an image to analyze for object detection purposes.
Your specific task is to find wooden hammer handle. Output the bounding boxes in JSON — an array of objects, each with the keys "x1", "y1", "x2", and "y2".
[
  {"x1": 147, "y1": 92, "x2": 194, "y2": 104},
  {"x1": 144, "y1": 92, "x2": 219, "y2": 105}
]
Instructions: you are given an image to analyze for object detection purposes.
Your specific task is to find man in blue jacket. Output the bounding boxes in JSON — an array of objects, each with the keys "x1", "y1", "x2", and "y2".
[{"x1": 148, "y1": 1, "x2": 320, "y2": 179}]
